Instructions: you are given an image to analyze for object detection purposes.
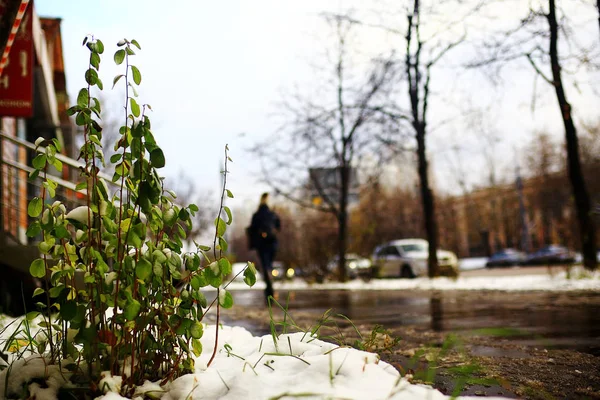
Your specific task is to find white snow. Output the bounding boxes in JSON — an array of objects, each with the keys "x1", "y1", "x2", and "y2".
[{"x1": 1, "y1": 268, "x2": 599, "y2": 400}]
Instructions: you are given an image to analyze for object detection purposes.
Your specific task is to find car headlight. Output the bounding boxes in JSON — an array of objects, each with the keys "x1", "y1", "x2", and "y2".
[
  {"x1": 271, "y1": 269, "x2": 279, "y2": 277},
  {"x1": 286, "y1": 268, "x2": 295, "y2": 278},
  {"x1": 348, "y1": 261, "x2": 357, "y2": 269}
]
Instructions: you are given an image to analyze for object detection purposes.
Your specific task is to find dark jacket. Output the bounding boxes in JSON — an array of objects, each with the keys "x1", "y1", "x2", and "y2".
[{"x1": 248, "y1": 204, "x2": 280, "y2": 250}]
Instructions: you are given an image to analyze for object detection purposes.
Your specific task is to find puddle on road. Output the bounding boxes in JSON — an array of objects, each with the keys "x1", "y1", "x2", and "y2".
[
  {"x1": 226, "y1": 289, "x2": 600, "y2": 355},
  {"x1": 469, "y1": 345, "x2": 531, "y2": 358}
]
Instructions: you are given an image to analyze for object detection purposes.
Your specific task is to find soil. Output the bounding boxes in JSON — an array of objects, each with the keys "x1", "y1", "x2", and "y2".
[{"x1": 219, "y1": 295, "x2": 600, "y2": 400}]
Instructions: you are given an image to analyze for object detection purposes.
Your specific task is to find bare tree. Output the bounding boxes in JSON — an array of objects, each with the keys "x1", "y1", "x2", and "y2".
[
  {"x1": 547, "y1": 0, "x2": 597, "y2": 270},
  {"x1": 469, "y1": 0, "x2": 598, "y2": 270},
  {"x1": 402, "y1": 0, "x2": 468, "y2": 277},
  {"x1": 253, "y1": 14, "x2": 403, "y2": 281}
]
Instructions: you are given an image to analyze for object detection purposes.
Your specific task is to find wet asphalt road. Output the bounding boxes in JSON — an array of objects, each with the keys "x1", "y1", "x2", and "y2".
[{"x1": 221, "y1": 266, "x2": 600, "y2": 356}]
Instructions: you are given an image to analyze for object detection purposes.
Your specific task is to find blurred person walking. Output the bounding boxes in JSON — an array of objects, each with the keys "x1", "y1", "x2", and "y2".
[{"x1": 247, "y1": 193, "x2": 281, "y2": 303}]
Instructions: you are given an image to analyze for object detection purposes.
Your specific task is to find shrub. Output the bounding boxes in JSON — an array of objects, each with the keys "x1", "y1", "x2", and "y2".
[{"x1": 19, "y1": 36, "x2": 256, "y2": 396}]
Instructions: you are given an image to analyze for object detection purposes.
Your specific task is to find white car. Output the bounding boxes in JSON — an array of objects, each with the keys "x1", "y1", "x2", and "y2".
[{"x1": 371, "y1": 239, "x2": 458, "y2": 278}]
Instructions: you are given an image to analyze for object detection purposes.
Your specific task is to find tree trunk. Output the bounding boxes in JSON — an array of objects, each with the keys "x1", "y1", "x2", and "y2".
[
  {"x1": 407, "y1": 0, "x2": 439, "y2": 278},
  {"x1": 337, "y1": 164, "x2": 349, "y2": 281},
  {"x1": 597, "y1": 0, "x2": 600, "y2": 42},
  {"x1": 548, "y1": 0, "x2": 597, "y2": 270},
  {"x1": 416, "y1": 122, "x2": 439, "y2": 277}
]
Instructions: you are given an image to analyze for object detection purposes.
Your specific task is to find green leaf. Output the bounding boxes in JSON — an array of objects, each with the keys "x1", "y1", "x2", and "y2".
[
  {"x1": 130, "y1": 39, "x2": 141, "y2": 50},
  {"x1": 52, "y1": 158, "x2": 63, "y2": 172},
  {"x1": 195, "y1": 291, "x2": 207, "y2": 308},
  {"x1": 218, "y1": 257, "x2": 232, "y2": 276},
  {"x1": 75, "y1": 110, "x2": 86, "y2": 126},
  {"x1": 90, "y1": 52, "x2": 100, "y2": 69},
  {"x1": 52, "y1": 138, "x2": 62, "y2": 152},
  {"x1": 26, "y1": 221, "x2": 41, "y2": 237},
  {"x1": 30, "y1": 258, "x2": 46, "y2": 278},
  {"x1": 218, "y1": 237, "x2": 228, "y2": 253},
  {"x1": 110, "y1": 153, "x2": 122, "y2": 163},
  {"x1": 178, "y1": 208, "x2": 190, "y2": 221},
  {"x1": 38, "y1": 237, "x2": 54, "y2": 254},
  {"x1": 32, "y1": 154, "x2": 47, "y2": 169},
  {"x1": 96, "y1": 39, "x2": 105, "y2": 54},
  {"x1": 85, "y1": 68, "x2": 98, "y2": 85},
  {"x1": 204, "y1": 267, "x2": 222, "y2": 288},
  {"x1": 28, "y1": 169, "x2": 39, "y2": 181},
  {"x1": 124, "y1": 300, "x2": 141, "y2": 321},
  {"x1": 226, "y1": 189, "x2": 234, "y2": 198},
  {"x1": 191, "y1": 338, "x2": 202, "y2": 357},
  {"x1": 26, "y1": 311, "x2": 40, "y2": 321},
  {"x1": 43, "y1": 181, "x2": 56, "y2": 198},
  {"x1": 189, "y1": 321, "x2": 203, "y2": 339},
  {"x1": 114, "y1": 49, "x2": 126, "y2": 65},
  {"x1": 188, "y1": 275, "x2": 200, "y2": 291},
  {"x1": 127, "y1": 231, "x2": 142, "y2": 249},
  {"x1": 136, "y1": 258, "x2": 152, "y2": 280},
  {"x1": 60, "y1": 300, "x2": 78, "y2": 321},
  {"x1": 32, "y1": 288, "x2": 45, "y2": 297},
  {"x1": 243, "y1": 262, "x2": 257, "y2": 286},
  {"x1": 219, "y1": 290, "x2": 234, "y2": 309},
  {"x1": 28, "y1": 197, "x2": 43, "y2": 217},
  {"x1": 223, "y1": 206, "x2": 232, "y2": 225},
  {"x1": 66, "y1": 105, "x2": 79, "y2": 116},
  {"x1": 214, "y1": 217, "x2": 226, "y2": 237},
  {"x1": 54, "y1": 224, "x2": 70, "y2": 240},
  {"x1": 77, "y1": 88, "x2": 89, "y2": 107},
  {"x1": 150, "y1": 148, "x2": 165, "y2": 168},
  {"x1": 130, "y1": 98, "x2": 140, "y2": 117},
  {"x1": 112, "y1": 74, "x2": 124, "y2": 89},
  {"x1": 49, "y1": 284, "x2": 65, "y2": 298},
  {"x1": 131, "y1": 65, "x2": 141, "y2": 85},
  {"x1": 75, "y1": 181, "x2": 87, "y2": 191}
]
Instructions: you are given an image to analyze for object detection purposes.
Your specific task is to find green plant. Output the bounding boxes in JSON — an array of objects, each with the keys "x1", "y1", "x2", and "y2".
[{"x1": 16, "y1": 36, "x2": 256, "y2": 396}]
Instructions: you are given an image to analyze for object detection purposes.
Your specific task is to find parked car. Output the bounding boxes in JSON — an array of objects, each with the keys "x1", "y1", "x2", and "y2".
[
  {"x1": 371, "y1": 239, "x2": 459, "y2": 278},
  {"x1": 327, "y1": 253, "x2": 372, "y2": 280},
  {"x1": 486, "y1": 248, "x2": 526, "y2": 267},
  {"x1": 524, "y1": 245, "x2": 576, "y2": 265}
]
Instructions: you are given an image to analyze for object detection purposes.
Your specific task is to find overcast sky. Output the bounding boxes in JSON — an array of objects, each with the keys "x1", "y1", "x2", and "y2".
[{"x1": 35, "y1": 0, "x2": 599, "y2": 216}]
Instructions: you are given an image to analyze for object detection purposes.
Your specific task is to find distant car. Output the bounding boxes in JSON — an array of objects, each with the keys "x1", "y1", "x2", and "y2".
[
  {"x1": 270, "y1": 261, "x2": 296, "y2": 281},
  {"x1": 525, "y1": 245, "x2": 576, "y2": 265},
  {"x1": 371, "y1": 239, "x2": 459, "y2": 278},
  {"x1": 327, "y1": 253, "x2": 372, "y2": 280},
  {"x1": 486, "y1": 249, "x2": 526, "y2": 268}
]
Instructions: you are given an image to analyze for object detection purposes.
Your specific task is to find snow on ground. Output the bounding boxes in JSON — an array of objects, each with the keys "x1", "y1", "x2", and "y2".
[
  {"x1": 2, "y1": 269, "x2": 599, "y2": 399},
  {"x1": 0, "y1": 320, "x2": 510, "y2": 400}
]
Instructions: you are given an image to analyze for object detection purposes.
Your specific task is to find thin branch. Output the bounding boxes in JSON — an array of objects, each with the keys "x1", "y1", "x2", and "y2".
[{"x1": 525, "y1": 53, "x2": 553, "y2": 84}]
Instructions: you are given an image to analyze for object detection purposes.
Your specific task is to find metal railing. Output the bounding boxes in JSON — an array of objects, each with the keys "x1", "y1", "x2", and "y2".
[{"x1": 0, "y1": 130, "x2": 119, "y2": 245}]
